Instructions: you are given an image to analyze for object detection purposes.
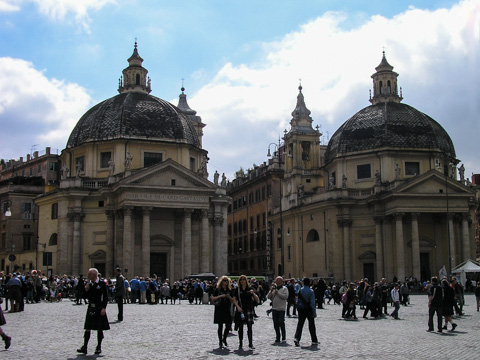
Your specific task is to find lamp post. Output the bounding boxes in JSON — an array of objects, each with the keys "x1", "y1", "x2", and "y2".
[
  {"x1": 445, "y1": 160, "x2": 454, "y2": 274},
  {"x1": 267, "y1": 139, "x2": 284, "y2": 276}
]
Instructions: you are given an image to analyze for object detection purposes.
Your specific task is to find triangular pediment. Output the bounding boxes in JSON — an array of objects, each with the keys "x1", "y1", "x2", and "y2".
[
  {"x1": 114, "y1": 159, "x2": 216, "y2": 190},
  {"x1": 393, "y1": 170, "x2": 475, "y2": 196}
]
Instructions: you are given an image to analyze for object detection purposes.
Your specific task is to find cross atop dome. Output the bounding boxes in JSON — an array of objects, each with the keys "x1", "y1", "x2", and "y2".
[
  {"x1": 118, "y1": 41, "x2": 151, "y2": 94},
  {"x1": 369, "y1": 51, "x2": 402, "y2": 105}
]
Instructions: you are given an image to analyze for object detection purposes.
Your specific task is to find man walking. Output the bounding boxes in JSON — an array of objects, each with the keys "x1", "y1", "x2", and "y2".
[
  {"x1": 390, "y1": 283, "x2": 400, "y2": 319},
  {"x1": 267, "y1": 276, "x2": 288, "y2": 343},
  {"x1": 427, "y1": 276, "x2": 444, "y2": 333},
  {"x1": 77, "y1": 268, "x2": 110, "y2": 355},
  {"x1": 114, "y1": 268, "x2": 125, "y2": 321},
  {"x1": 294, "y1": 278, "x2": 318, "y2": 347}
]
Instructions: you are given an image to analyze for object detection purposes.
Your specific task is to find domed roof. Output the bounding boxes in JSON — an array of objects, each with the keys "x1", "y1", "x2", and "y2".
[
  {"x1": 325, "y1": 102, "x2": 455, "y2": 164},
  {"x1": 67, "y1": 91, "x2": 200, "y2": 148}
]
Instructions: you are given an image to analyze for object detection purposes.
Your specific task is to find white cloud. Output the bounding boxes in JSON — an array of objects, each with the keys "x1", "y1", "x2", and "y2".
[
  {"x1": 0, "y1": 0, "x2": 20, "y2": 12},
  {"x1": 0, "y1": 57, "x2": 92, "y2": 160},
  {"x1": 190, "y1": 0, "x2": 480, "y2": 180},
  {"x1": 0, "y1": 0, "x2": 114, "y2": 31}
]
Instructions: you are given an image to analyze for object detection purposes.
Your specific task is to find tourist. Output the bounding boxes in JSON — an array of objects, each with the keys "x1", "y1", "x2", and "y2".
[{"x1": 210, "y1": 276, "x2": 233, "y2": 349}]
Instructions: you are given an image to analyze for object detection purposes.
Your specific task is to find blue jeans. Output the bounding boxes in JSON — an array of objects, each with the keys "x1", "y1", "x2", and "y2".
[
  {"x1": 391, "y1": 301, "x2": 400, "y2": 319},
  {"x1": 272, "y1": 310, "x2": 286, "y2": 341}
]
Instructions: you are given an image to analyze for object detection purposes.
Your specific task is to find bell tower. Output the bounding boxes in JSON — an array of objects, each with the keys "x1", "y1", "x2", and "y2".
[{"x1": 282, "y1": 84, "x2": 323, "y2": 198}]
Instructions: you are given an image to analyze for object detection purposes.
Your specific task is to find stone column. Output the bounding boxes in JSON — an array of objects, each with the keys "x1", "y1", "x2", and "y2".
[
  {"x1": 114, "y1": 210, "x2": 124, "y2": 270},
  {"x1": 123, "y1": 206, "x2": 134, "y2": 276},
  {"x1": 183, "y1": 209, "x2": 193, "y2": 277},
  {"x1": 448, "y1": 213, "x2": 456, "y2": 269},
  {"x1": 338, "y1": 219, "x2": 352, "y2": 281},
  {"x1": 395, "y1": 213, "x2": 405, "y2": 281},
  {"x1": 374, "y1": 216, "x2": 384, "y2": 282},
  {"x1": 71, "y1": 213, "x2": 84, "y2": 275},
  {"x1": 142, "y1": 207, "x2": 152, "y2": 277},
  {"x1": 411, "y1": 213, "x2": 421, "y2": 281},
  {"x1": 105, "y1": 210, "x2": 115, "y2": 278},
  {"x1": 461, "y1": 213, "x2": 471, "y2": 261},
  {"x1": 213, "y1": 215, "x2": 225, "y2": 276},
  {"x1": 200, "y1": 209, "x2": 210, "y2": 273}
]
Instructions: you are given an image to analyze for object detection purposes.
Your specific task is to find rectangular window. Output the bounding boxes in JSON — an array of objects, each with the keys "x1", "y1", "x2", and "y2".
[
  {"x1": 144, "y1": 152, "x2": 163, "y2": 167},
  {"x1": 48, "y1": 162, "x2": 59, "y2": 171},
  {"x1": 357, "y1": 164, "x2": 371, "y2": 179},
  {"x1": 405, "y1": 162, "x2": 420, "y2": 176},
  {"x1": 23, "y1": 234, "x2": 31, "y2": 250},
  {"x1": 37, "y1": 164, "x2": 42, "y2": 173},
  {"x1": 190, "y1": 157, "x2": 195, "y2": 171},
  {"x1": 51, "y1": 203, "x2": 58, "y2": 219},
  {"x1": 288, "y1": 245, "x2": 291, "y2": 260},
  {"x1": 43, "y1": 252, "x2": 53, "y2": 266},
  {"x1": 1, "y1": 233, "x2": 5, "y2": 249},
  {"x1": 100, "y1": 152, "x2": 111, "y2": 168}
]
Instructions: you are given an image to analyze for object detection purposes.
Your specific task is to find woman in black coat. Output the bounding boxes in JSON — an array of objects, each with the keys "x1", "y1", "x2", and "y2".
[
  {"x1": 232, "y1": 275, "x2": 259, "y2": 350},
  {"x1": 210, "y1": 276, "x2": 233, "y2": 349}
]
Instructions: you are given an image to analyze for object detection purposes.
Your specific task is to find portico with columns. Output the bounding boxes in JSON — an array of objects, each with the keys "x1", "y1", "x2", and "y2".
[{"x1": 99, "y1": 159, "x2": 229, "y2": 279}]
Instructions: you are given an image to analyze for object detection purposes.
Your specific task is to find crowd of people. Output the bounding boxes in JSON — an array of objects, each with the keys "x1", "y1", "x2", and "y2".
[{"x1": 0, "y1": 268, "x2": 478, "y2": 353}]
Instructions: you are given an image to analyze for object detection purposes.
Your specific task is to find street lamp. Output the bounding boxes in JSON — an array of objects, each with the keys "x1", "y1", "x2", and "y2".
[{"x1": 267, "y1": 138, "x2": 284, "y2": 276}]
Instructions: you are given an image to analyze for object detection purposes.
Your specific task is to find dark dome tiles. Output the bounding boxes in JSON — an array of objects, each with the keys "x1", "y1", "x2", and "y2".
[
  {"x1": 67, "y1": 92, "x2": 200, "y2": 148},
  {"x1": 325, "y1": 102, "x2": 455, "y2": 163}
]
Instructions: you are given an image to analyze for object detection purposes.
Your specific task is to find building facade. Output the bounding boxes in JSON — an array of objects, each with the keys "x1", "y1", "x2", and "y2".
[
  {"x1": 35, "y1": 44, "x2": 229, "y2": 279},
  {"x1": 268, "y1": 53, "x2": 477, "y2": 282},
  {"x1": 0, "y1": 147, "x2": 60, "y2": 274},
  {"x1": 226, "y1": 160, "x2": 283, "y2": 280}
]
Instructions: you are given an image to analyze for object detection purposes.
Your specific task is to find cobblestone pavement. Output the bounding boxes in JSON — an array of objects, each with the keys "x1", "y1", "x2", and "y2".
[{"x1": 1, "y1": 294, "x2": 479, "y2": 359}]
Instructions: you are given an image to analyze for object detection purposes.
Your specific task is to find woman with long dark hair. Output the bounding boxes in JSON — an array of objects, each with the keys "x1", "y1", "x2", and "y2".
[
  {"x1": 232, "y1": 275, "x2": 259, "y2": 350},
  {"x1": 210, "y1": 276, "x2": 233, "y2": 349}
]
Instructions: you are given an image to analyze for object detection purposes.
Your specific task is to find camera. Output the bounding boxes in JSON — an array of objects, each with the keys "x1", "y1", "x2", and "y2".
[{"x1": 272, "y1": 284, "x2": 276, "y2": 290}]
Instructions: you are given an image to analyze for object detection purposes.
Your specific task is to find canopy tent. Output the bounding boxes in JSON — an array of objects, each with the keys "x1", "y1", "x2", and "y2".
[{"x1": 451, "y1": 260, "x2": 480, "y2": 286}]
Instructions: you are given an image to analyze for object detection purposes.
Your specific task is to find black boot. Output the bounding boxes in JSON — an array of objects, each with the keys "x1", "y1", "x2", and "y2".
[
  {"x1": 1, "y1": 334, "x2": 11, "y2": 350},
  {"x1": 77, "y1": 330, "x2": 90, "y2": 354},
  {"x1": 95, "y1": 331, "x2": 103, "y2": 354}
]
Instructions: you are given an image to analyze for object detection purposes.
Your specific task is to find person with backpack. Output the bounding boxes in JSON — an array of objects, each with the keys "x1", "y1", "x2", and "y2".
[{"x1": 293, "y1": 278, "x2": 318, "y2": 347}]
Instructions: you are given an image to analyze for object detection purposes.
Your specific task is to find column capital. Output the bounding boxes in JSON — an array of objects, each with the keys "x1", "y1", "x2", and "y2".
[
  {"x1": 394, "y1": 212, "x2": 404, "y2": 220},
  {"x1": 123, "y1": 206, "x2": 133, "y2": 216},
  {"x1": 410, "y1": 212, "x2": 420, "y2": 220},
  {"x1": 374, "y1": 216, "x2": 384, "y2": 225},
  {"x1": 461, "y1": 212, "x2": 470, "y2": 221},
  {"x1": 184, "y1": 208, "x2": 194, "y2": 217},
  {"x1": 105, "y1": 210, "x2": 115, "y2": 219},
  {"x1": 213, "y1": 215, "x2": 224, "y2": 226},
  {"x1": 142, "y1": 206, "x2": 153, "y2": 215},
  {"x1": 200, "y1": 208, "x2": 208, "y2": 218}
]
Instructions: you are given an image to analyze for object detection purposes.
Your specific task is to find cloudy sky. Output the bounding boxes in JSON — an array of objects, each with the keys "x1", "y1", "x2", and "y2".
[{"x1": 0, "y1": 0, "x2": 478, "y2": 181}]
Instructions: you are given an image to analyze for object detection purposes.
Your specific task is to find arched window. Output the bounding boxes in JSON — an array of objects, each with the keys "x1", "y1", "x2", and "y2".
[
  {"x1": 49, "y1": 233, "x2": 58, "y2": 246},
  {"x1": 135, "y1": 74, "x2": 140, "y2": 85},
  {"x1": 306, "y1": 229, "x2": 320, "y2": 242},
  {"x1": 387, "y1": 80, "x2": 391, "y2": 93},
  {"x1": 379, "y1": 81, "x2": 383, "y2": 94}
]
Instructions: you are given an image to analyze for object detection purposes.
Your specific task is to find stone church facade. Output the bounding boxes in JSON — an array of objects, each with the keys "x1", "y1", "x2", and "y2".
[
  {"x1": 35, "y1": 44, "x2": 229, "y2": 279},
  {"x1": 268, "y1": 53, "x2": 476, "y2": 282}
]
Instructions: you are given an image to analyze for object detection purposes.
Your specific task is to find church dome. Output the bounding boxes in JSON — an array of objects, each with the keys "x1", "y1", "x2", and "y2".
[
  {"x1": 66, "y1": 92, "x2": 200, "y2": 148},
  {"x1": 66, "y1": 42, "x2": 200, "y2": 149},
  {"x1": 325, "y1": 102, "x2": 455, "y2": 164},
  {"x1": 325, "y1": 53, "x2": 455, "y2": 164}
]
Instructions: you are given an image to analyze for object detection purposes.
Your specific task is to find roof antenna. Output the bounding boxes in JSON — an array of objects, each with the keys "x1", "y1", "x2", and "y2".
[{"x1": 181, "y1": 78, "x2": 185, "y2": 93}]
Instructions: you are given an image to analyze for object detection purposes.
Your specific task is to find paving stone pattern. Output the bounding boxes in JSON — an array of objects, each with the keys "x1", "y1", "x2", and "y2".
[{"x1": 1, "y1": 294, "x2": 479, "y2": 359}]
